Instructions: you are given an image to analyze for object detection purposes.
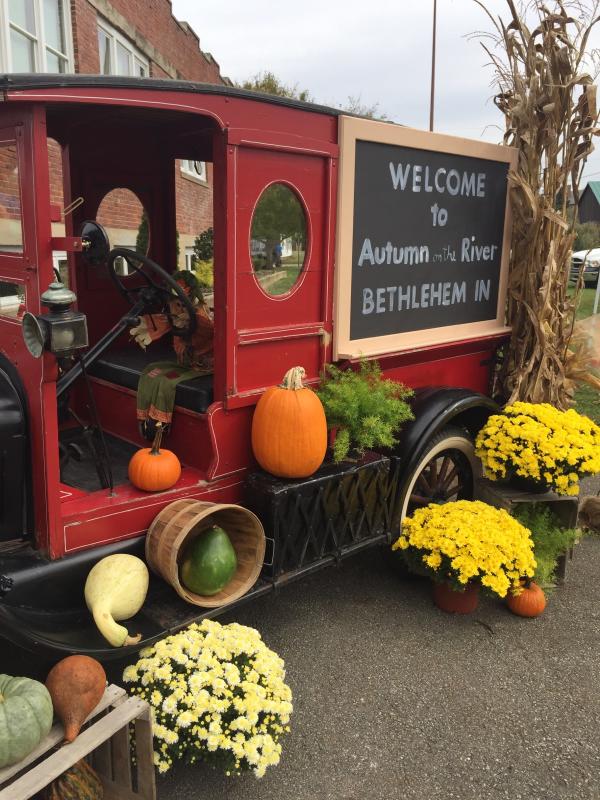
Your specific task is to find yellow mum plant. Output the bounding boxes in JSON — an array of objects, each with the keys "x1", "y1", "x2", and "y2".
[
  {"x1": 392, "y1": 500, "x2": 536, "y2": 597},
  {"x1": 122, "y1": 620, "x2": 292, "y2": 777},
  {"x1": 475, "y1": 402, "x2": 600, "y2": 496}
]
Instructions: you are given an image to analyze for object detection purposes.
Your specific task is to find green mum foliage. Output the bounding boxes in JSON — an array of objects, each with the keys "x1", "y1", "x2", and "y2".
[
  {"x1": 316, "y1": 360, "x2": 414, "y2": 462},
  {"x1": 512, "y1": 504, "x2": 582, "y2": 588}
]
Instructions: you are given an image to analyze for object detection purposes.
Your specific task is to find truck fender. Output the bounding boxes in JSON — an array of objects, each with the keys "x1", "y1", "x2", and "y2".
[
  {"x1": 390, "y1": 387, "x2": 499, "y2": 526},
  {"x1": 0, "y1": 355, "x2": 31, "y2": 541}
]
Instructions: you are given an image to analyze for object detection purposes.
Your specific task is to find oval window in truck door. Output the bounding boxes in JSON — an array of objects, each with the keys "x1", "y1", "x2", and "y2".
[{"x1": 250, "y1": 183, "x2": 307, "y2": 297}]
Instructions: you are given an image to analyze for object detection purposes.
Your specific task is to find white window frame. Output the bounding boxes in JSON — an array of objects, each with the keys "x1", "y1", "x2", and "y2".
[
  {"x1": 184, "y1": 247, "x2": 196, "y2": 271},
  {"x1": 97, "y1": 18, "x2": 149, "y2": 78},
  {"x1": 0, "y1": 0, "x2": 74, "y2": 73},
  {"x1": 52, "y1": 250, "x2": 68, "y2": 283},
  {"x1": 180, "y1": 159, "x2": 208, "y2": 184}
]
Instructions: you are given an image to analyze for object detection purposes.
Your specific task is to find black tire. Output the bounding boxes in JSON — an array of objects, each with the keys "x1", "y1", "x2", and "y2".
[{"x1": 398, "y1": 425, "x2": 481, "y2": 523}]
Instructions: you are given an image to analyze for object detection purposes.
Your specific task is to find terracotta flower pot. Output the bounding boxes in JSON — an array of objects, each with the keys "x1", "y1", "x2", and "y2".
[{"x1": 433, "y1": 581, "x2": 479, "y2": 614}]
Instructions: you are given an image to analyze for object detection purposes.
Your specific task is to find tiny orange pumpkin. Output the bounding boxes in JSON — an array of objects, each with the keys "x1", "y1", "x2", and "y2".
[
  {"x1": 128, "y1": 423, "x2": 181, "y2": 491},
  {"x1": 251, "y1": 366, "x2": 327, "y2": 479},
  {"x1": 507, "y1": 580, "x2": 546, "y2": 618}
]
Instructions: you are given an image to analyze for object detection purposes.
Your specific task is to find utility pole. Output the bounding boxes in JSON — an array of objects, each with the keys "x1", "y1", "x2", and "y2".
[{"x1": 429, "y1": 0, "x2": 437, "y2": 132}]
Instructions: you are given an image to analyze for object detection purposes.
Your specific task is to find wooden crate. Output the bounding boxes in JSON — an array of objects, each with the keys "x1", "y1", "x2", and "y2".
[
  {"x1": 475, "y1": 477, "x2": 579, "y2": 583},
  {"x1": 0, "y1": 684, "x2": 156, "y2": 800}
]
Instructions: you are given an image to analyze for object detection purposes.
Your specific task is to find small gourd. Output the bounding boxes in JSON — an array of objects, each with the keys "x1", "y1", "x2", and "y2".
[
  {"x1": 128, "y1": 423, "x2": 181, "y2": 491},
  {"x1": 85, "y1": 554, "x2": 149, "y2": 647},
  {"x1": 0, "y1": 674, "x2": 53, "y2": 768},
  {"x1": 251, "y1": 366, "x2": 327, "y2": 478},
  {"x1": 507, "y1": 580, "x2": 546, "y2": 618},
  {"x1": 45, "y1": 759, "x2": 104, "y2": 800},
  {"x1": 46, "y1": 656, "x2": 106, "y2": 742}
]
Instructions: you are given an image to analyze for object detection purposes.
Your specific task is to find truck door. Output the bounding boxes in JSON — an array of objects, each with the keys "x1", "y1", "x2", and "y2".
[
  {"x1": 0, "y1": 108, "x2": 57, "y2": 550},
  {"x1": 222, "y1": 140, "x2": 336, "y2": 408}
]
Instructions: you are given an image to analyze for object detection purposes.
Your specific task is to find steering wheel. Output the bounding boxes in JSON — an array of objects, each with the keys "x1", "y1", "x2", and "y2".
[{"x1": 107, "y1": 248, "x2": 197, "y2": 336}]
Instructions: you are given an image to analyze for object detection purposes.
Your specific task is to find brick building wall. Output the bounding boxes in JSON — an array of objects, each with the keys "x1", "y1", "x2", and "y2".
[
  {"x1": 177, "y1": 164, "x2": 215, "y2": 252},
  {"x1": 45, "y1": 0, "x2": 224, "y2": 266},
  {"x1": 71, "y1": 0, "x2": 223, "y2": 83},
  {"x1": 48, "y1": 140, "x2": 64, "y2": 210},
  {"x1": 0, "y1": 145, "x2": 20, "y2": 221},
  {"x1": 0, "y1": 144, "x2": 23, "y2": 250},
  {"x1": 97, "y1": 189, "x2": 146, "y2": 232}
]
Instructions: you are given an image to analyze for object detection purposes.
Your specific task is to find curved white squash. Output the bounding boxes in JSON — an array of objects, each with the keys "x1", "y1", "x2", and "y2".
[{"x1": 84, "y1": 554, "x2": 149, "y2": 647}]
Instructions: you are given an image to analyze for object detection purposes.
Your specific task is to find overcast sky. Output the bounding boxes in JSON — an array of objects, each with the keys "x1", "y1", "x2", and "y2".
[{"x1": 171, "y1": 0, "x2": 600, "y2": 186}]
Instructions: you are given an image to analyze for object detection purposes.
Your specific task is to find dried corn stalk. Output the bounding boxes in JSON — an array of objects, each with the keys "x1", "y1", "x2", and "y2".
[{"x1": 477, "y1": 0, "x2": 600, "y2": 407}]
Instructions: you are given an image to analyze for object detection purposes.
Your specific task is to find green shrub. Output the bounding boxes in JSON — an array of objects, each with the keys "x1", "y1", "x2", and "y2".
[
  {"x1": 316, "y1": 360, "x2": 413, "y2": 462},
  {"x1": 193, "y1": 259, "x2": 214, "y2": 289},
  {"x1": 512, "y1": 504, "x2": 581, "y2": 588},
  {"x1": 194, "y1": 227, "x2": 214, "y2": 261},
  {"x1": 135, "y1": 210, "x2": 149, "y2": 255},
  {"x1": 574, "y1": 221, "x2": 600, "y2": 251}
]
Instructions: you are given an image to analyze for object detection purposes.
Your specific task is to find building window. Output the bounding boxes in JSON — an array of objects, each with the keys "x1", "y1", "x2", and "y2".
[
  {"x1": 1, "y1": 0, "x2": 72, "y2": 73},
  {"x1": 97, "y1": 19, "x2": 148, "y2": 77},
  {"x1": 52, "y1": 250, "x2": 68, "y2": 286},
  {"x1": 0, "y1": 280, "x2": 25, "y2": 321},
  {"x1": 181, "y1": 160, "x2": 207, "y2": 183}
]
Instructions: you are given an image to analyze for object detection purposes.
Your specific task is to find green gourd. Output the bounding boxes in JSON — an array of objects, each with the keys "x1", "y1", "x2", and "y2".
[
  {"x1": 0, "y1": 675, "x2": 54, "y2": 768},
  {"x1": 180, "y1": 526, "x2": 237, "y2": 596}
]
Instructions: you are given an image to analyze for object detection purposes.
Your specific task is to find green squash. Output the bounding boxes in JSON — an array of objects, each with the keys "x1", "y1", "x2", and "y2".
[
  {"x1": 0, "y1": 674, "x2": 54, "y2": 768},
  {"x1": 180, "y1": 525, "x2": 237, "y2": 596}
]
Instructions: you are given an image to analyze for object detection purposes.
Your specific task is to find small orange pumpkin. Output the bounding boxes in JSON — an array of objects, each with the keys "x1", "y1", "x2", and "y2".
[
  {"x1": 507, "y1": 580, "x2": 546, "y2": 618},
  {"x1": 128, "y1": 423, "x2": 181, "y2": 491},
  {"x1": 251, "y1": 366, "x2": 327, "y2": 478}
]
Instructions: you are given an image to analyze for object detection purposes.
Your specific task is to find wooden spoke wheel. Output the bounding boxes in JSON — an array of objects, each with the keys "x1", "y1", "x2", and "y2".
[{"x1": 399, "y1": 426, "x2": 481, "y2": 521}]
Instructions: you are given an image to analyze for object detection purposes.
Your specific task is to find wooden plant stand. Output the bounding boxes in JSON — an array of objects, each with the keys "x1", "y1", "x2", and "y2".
[
  {"x1": 0, "y1": 684, "x2": 156, "y2": 800},
  {"x1": 476, "y1": 477, "x2": 579, "y2": 583}
]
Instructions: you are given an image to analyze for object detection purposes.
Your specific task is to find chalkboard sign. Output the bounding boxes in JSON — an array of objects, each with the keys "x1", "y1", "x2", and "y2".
[{"x1": 334, "y1": 118, "x2": 517, "y2": 359}]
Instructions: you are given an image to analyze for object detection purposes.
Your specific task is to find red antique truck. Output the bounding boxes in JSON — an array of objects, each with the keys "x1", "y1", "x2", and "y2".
[{"x1": 0, "y1": 74, "x2": 516, "y2": 658}]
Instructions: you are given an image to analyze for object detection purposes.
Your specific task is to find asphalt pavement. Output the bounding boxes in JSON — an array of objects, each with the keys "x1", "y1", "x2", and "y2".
[
  {"x1": 157, "y1": 532, "x2": 600, "y2": 800},
  {"x1": 2, "y1": 479, "x2": 599, "y2": 800}
]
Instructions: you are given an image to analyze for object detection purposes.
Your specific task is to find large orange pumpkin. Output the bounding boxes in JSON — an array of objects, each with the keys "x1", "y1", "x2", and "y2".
[
  {"x1": 507, "y1": 581, "x2": 546, "y2": 618},
  {"x1": 128, "y1": 423, "x2": 181, "y2": 491},
  {"x1": 251, "y1": 366, "x2": 327, "y2": 478}
]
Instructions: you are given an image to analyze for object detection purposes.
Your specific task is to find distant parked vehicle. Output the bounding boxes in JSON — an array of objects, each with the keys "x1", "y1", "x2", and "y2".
[{"x1": 570, "y1": 248, "x2": 600, "y2": 287}]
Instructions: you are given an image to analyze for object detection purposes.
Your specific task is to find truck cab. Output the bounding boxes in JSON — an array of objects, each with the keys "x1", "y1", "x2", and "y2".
[{"x1": 0, "y1": 75, "x2": 514, "y2": 658}]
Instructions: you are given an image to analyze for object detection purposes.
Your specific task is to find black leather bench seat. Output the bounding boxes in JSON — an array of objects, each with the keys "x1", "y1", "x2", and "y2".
[{"x1": 88, "y1": 341, "x2": 213, "y2": 414}]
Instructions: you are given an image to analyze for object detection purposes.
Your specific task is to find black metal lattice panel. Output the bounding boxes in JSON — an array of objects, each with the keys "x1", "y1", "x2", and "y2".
[{"x1": 245, "y1": 452, "x2": 393, "y2": 579}]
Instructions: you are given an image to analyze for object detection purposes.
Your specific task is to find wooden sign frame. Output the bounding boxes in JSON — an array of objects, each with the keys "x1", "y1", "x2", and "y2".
[{"x1": 333, "y1": 116, "x2": 518, "y2": 360}]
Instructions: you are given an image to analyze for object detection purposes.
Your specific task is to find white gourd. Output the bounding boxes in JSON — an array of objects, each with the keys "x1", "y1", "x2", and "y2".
[{"x1": 84, "y1": 554, "x2": 149, "y2": 647}]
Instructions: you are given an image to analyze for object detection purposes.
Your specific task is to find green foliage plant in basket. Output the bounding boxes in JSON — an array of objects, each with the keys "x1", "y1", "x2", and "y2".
[
  {"x1": 392, "y1": 500, "x2": 536, "y2": 599},
  {"x1": 475, "y1": 402, "x2": 600, "y2": 496},
  {"x1": 122, "y1": 620, "x2": 293, "y2": 777},
  {"x1": 316, "y1": 359, "x2": 413, "y2": 463}
]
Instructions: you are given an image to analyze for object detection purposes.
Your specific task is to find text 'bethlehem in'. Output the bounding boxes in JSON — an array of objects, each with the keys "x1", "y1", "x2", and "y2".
[{"x1": 362, "y1": 282, "x2": 467, "y2": 314}]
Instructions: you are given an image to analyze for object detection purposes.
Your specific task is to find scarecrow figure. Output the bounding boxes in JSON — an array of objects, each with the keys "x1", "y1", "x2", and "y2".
[{"x1": 129, "y1": 270, "x2": 214, "y2": 437}]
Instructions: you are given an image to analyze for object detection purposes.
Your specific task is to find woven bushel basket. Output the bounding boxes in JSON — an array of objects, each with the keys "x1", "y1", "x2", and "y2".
[{"x1": 145, "y1": 498, "x2": 266, "y2": 607}]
